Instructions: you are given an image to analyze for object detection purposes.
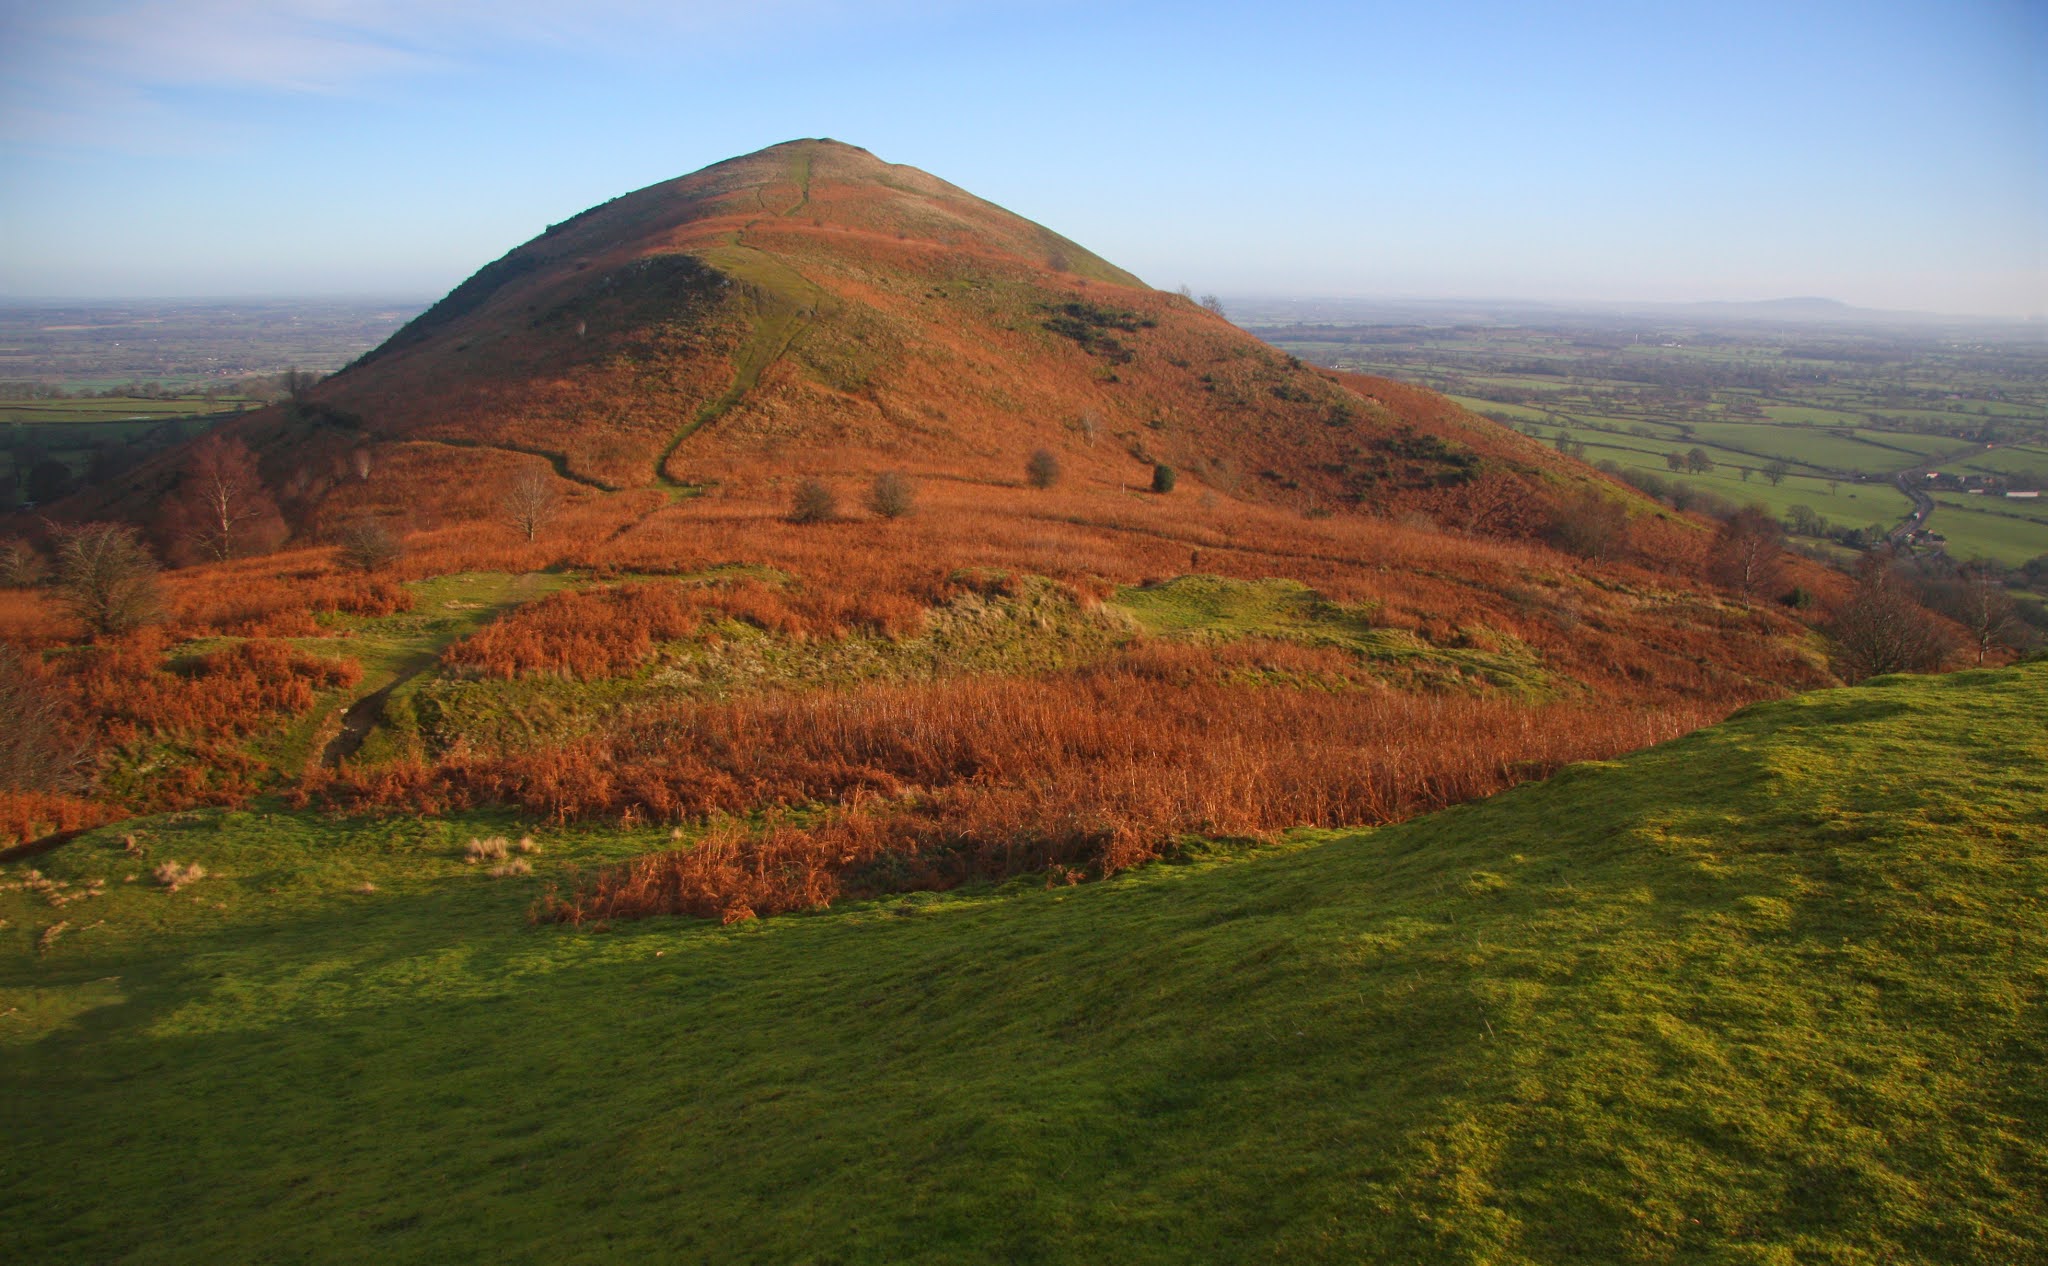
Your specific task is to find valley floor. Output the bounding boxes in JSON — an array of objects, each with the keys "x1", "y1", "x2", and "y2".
[{"x1": 3, "y1": 664, "x2": 2044, "y2": 1263}]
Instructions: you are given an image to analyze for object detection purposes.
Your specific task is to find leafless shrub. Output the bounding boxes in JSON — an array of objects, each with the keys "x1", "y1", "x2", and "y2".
[
  {"x1": 0, "y1": 646, "x2": 92, "y2": 792},
  {"x1": 1025, "y1": 448, "x2": 1062, "y2": 489},
  {"x1": 53, "y1": 522, "x2": 162, "y2": 635},
  {"x1": 865, "y1": 472, "x2": 915, "y2": 519},
  {"x1": 1544, "y1": 490, "x2": 1628, "y2": 560},
  {"x1": 789, "y1": 479, "x2": 839, "y2": 524},
  {"x1": 0, "y1": 540, "x2": 48, "y2": 589},
  {"x1": 335, "y1": 519, "x2": 404, "y2": 573}
]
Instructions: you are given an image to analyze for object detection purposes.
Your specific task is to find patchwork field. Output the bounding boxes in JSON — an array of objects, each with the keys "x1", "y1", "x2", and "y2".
[{"x1": 1265, "y1": 316, "x2": 2048, "y2": 569}]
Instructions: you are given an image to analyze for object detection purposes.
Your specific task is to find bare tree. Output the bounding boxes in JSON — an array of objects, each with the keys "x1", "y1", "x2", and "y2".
[
  {"x1": 282, "y1": 368, "x2": 321, "y2": 406},
  {"x1": 0, "y1": 646, "x2": 91, "y2": 792},
  {"x1": 1199, "y1": 294, "x2": 1227, "y2": 318},
  {"x1": 53, "y1": 522, "x2": 161, "y2": 636},
  {"x1": 1025, "y1": 448, "x2": 1062, "y2": 490},
  {"x1": 1763, "y1": 460, "x2": 1790, "y2": 487},
  {"x1": 1706, "y1": 505, "x2": 1786, "y2": 598},
  {"x1": 1827, "y1": 552, "x2": 1957, "y2": 682},
  {"x1": 164, "y1": 435, "x2": 285, "y2": 564},
  {"x1": 865, "y1": 472, "x2": 915, "y2": 520},
  {"x1": 0, "y1": 539, "x2": 48, "y2": 588},
  {"x1": 1921, "y1": 561, "x2": 2028, "y2": 665},
  {"x1": 501, "y1": 471, "x2": 563, "y2": 542}
]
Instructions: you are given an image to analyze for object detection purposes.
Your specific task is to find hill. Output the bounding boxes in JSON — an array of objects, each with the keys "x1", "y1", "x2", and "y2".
[
  {"x1": 4, "y1": 663, "x2": 2041, "y2": 1262},
  {"x1": 73, "y1": 139, "x2": 1610, "y2": 539},
  {"x1": 2, "y1": 138, "x2": 1866, "y2": 886}
]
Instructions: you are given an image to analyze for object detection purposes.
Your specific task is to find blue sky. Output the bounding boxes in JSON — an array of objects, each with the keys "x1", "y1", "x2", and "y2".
[{"x1": 0, "y1": 0, "x2": 2040, "y2": 315}]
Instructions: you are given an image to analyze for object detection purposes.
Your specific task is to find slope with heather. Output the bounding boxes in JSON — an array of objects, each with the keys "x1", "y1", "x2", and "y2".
[
  {"x1": 3, "y1": 663, "x2": 2041, "y2": 1263},
  {"x1": 69, "y1": 139, "x2": 1616, "y2": 540},
  {"x1": 7, "y1": 138, "x2": 1876, "y2": 878}
]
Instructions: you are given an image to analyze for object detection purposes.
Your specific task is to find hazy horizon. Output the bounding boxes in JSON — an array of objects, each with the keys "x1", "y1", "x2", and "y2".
[
  {"x1": 0, "y1": 290, "x2": 2036, "y2": 328},
  {"x1": 2, "y1": 1, "x2": 2040, "y2": 318}
]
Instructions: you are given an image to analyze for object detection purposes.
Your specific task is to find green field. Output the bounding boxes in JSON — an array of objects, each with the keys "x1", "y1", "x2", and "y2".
[
  {"x1": 1930, "y1": 493, "x2": 2048, "y2": 567},
  {"x1": 0, "y1": 396, "x2": 249, "y2": 426},
  {"x1": 1541, "y1": 428, "x2": 1912, "y2": 529},
  {"x1": 1, "y1": 397, "x2": 242, "y2": 505},
  {"x1": 1959, "y1": 443, "x2": 2048, "y2": 483},
  {"x1": 5, "y1": 662, "x2": 2043, "y2": 1263}
]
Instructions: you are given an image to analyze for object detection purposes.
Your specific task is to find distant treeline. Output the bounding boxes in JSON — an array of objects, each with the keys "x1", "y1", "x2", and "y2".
[{"x1": 0, "y1": 375, "x2": 292, "y2": 402}]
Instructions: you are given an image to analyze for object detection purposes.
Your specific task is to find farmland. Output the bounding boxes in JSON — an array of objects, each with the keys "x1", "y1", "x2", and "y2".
[
  {"x1": 1255, "y1": 304, "x2": 2048, "y2": 567},
  {"x1": 0, "y1": 299, "x2": 421, "y2": 391},
  {"x1": 0, "y1": 299, "x2": 432, "y2": 509}
]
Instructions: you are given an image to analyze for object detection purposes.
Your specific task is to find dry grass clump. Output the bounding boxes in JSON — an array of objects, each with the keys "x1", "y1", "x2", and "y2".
[
  {"x1": 489, "y1": 859, "x2": 533, "y2": 878},
  {"x1": 152, "y1": 861, "x2": 206, "y2": 891},
  {"x1": 515, "y1": 836, "x2": 540, "y2": 854},
  {"x1": 463, "y1": 836, "x2": 511, "y2": 864}
]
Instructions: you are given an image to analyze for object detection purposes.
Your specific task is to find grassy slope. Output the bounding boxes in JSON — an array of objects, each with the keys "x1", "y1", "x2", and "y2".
[{"x1": 2, "y1": 665, "x2": 2043, "y2": 1264}]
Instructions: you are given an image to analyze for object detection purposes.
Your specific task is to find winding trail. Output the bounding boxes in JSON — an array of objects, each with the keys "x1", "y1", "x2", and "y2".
[{"x1": 398, "y1": 437, "x2": 619, "y2": 491}]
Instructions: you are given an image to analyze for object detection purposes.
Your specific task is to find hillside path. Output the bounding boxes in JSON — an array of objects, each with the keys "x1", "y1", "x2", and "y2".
[{"x1": 320, "y1": 571, "x2": 559, "y2": 768}]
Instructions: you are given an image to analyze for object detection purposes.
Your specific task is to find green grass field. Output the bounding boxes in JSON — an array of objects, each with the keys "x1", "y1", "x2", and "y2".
[
  {"x1": 4, "y1": 663, "x2": 2043, "y2": 1263},
  {"x1": 1959, "y1": 444, "x2": 2048, "y2": 484},
  {"x1": 1929, "y1": 494, "x2": 2048, "y2": 567},
  {"x1": 0, "y1": 396, "x2": 249, "y2": 425}
]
